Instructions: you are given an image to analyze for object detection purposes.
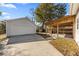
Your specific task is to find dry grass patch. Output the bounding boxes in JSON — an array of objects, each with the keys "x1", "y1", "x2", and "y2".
[
  {"x1": 50, "y1": 38, "x2": 79, "y2": 56},
  {"x1": 0, "y1": 34, "x2": 6, "y2": 42}
]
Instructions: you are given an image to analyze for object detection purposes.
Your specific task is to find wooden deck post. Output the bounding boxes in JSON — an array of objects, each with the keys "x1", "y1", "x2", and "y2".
[
  {"x1": 73, "y1": 17, "x2": 76, "y2": 39},
  {"x1": 57, "y1": 25, "x2": 59, "y2": 38}
]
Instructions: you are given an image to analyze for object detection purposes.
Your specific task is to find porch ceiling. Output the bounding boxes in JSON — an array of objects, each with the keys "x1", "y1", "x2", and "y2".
[{"x1": 45, "y1": 15, "x2": 76, "y2": 26}]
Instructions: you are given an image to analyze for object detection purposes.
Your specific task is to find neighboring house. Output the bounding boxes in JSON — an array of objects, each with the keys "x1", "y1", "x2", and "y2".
[{"x1": 6, "y1": 17, "x2": 36, "y2": 36}]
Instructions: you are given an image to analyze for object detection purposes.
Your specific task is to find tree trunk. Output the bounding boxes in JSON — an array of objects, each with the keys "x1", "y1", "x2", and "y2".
[{"x1": 41, "y1": 21, "x2": 45, "y2": 32}]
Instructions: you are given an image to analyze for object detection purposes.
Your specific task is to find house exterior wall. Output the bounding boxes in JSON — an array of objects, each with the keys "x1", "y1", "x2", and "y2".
[
  {"x1": 69, "y1": 3, "x2": 79, "y2": 15},
  {"x1": 69, "y1": 3, "x2": 79, "y2": 45},
  {"x1": 75, "y1": 12, "x2": 79, "y2": 45},
  {"x1": 6, "y1": 18, "x2": 36, "y2": 36}
]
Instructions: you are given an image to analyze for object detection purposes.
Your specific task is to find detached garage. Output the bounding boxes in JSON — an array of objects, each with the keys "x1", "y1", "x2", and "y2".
[{"x1": 6, "y1": 17, "x2": 36, "y2": 36}]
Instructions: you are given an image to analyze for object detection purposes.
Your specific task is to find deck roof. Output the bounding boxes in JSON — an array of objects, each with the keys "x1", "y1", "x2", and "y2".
[{"x1": 45, "y1": 15, "x2": 76, "y2": 26}]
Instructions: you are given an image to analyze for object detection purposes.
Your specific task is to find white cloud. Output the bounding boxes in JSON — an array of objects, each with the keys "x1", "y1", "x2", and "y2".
[
  {"x1": 2, "y1": 12, "x2": 9, "y2": 15},
  {"x1": 21, "y1": 3, "x2": 27, "y2": 5},
  {"x1": 0, "y1": 3, "x2": 16, "y2": 8},
  {"x1": 4, "y1": 16, "x2": 11, "y2": 19}
]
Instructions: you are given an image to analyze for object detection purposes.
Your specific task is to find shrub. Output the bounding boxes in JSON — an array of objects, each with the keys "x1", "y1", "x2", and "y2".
[
  {"x1": 0, "y1": 43, "x2": 4, "y2": 55},
  {"x1": 0, "y1": 21, "x2": 6, "y2": 34},
  {"x1": 0, "y1": 43, "x2": 4, "y2": 50}
]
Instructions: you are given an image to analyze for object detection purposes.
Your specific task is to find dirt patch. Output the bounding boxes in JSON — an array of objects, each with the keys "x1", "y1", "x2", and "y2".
[{"x1": 50, "y1": 38, "x2": 79, "y2": 56}]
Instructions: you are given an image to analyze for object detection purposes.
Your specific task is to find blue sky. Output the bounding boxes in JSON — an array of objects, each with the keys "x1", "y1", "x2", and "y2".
[{"x1": 0, "y1": 3, "x2": 69, "y2": 21}]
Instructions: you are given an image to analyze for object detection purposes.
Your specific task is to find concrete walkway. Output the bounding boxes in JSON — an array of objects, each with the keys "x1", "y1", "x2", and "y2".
[{"x1": 3, "y1": 34, "x2": 63, "y2": 56}]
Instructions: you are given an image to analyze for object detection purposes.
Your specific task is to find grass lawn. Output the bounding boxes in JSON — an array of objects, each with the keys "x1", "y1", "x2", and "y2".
[
  {"x1": 0, "y1": 34, "x2": 6, "y2": 42},
  {"x1": 50, "y1": 38, "x2": 79, "y2": 56}
]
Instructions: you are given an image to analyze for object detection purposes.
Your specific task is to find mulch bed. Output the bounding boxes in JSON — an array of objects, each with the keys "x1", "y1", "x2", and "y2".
[{"x1": 50, "y1": 38, "x2": 79, "y2": 56}]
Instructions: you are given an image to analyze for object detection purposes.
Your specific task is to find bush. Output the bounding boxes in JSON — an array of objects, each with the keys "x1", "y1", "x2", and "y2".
[
  {"x1": 36, "y1": 28, "x2": 39, "y2": 32},
  {"x1": 0, "y1": 43, "x2": 4, "y2": 50},
  {"x1": 0, "y1": 43, "x2": 4, "y2": 55}
]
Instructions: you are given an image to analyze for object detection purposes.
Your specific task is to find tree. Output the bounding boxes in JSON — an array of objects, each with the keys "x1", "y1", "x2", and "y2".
[
  {"x1": 35, "y1": 3, "x2": 66, "y2": 31},
  {"x1": 30, "y1": 8, "x2": 35, "y2": 22},
  {"x1": 0, "y1": 11, "x2": 2, "y2": 16},
  {"x1": 0, "y1": 3, "x2": 2, "y2": 16},
  {"x1": 0, "y1": 21, "x2": 6, "y2": 34}
]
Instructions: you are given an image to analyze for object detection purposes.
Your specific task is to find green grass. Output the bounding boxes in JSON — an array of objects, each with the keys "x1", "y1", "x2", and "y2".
[{"x1": 50, "y1": 38, "x2": 79, "y2": 56}]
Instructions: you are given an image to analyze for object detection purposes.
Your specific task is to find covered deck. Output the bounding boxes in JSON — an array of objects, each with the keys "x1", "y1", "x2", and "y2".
[{"x1": 45, "y1": 15, "x2": 76, "y2": 38}]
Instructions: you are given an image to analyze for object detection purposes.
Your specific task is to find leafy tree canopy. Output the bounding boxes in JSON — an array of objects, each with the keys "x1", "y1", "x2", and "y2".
[{"x1": 35, "y1": 3, "x2": 66, "y2": 22}]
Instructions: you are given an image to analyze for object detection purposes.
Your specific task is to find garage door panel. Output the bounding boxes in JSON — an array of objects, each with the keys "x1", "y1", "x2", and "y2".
[{"x1": 6, "y1": 19, "x2": 36, "y2": 36}]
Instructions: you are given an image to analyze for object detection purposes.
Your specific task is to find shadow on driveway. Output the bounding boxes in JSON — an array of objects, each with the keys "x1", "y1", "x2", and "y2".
[{"x1": 7, "y1": 34, "x2": 45, "y2": 44}]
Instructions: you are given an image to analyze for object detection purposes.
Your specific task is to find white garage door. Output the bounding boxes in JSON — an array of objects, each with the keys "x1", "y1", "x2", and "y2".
[{"x1": 6, "y1": 18, "x2": 36, "y2": 36}]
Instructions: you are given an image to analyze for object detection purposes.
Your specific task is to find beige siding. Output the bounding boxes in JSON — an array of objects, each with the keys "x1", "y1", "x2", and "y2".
[
  {"x1": 69, "y1": 3, "x2": 79, "y2": 15},
  {"x1": 75, "y1": 12, "x2": 79, "y2": 45}
]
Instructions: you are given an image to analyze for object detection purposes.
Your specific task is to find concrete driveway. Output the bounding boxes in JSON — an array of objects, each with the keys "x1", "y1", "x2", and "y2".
[
  {"x1": 3, "y1": 34, "x2": 63, "y2": 56},
  {"x1": 7, "y1": 34, "x2": 45, "y2": 44}
]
